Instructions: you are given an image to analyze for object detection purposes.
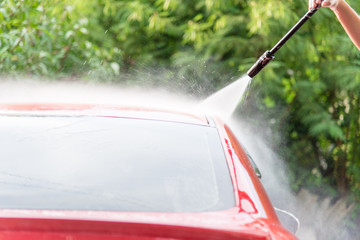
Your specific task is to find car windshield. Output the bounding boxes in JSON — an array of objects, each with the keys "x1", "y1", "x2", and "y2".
[{"x1": 0, "y1": 115, "x2": 235, "y2": 212}]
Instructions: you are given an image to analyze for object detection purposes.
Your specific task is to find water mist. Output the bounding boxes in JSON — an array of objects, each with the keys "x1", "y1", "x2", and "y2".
[
  {"x1": 198, "y1": 75, "x2": 357, "y2": 240},
  {"x1": 199, "y1": 74, "x2": 252, "y2": 120}
]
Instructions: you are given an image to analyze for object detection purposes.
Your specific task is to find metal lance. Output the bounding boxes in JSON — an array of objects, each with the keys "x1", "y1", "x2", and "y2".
[{"x1": 247, "y1": 3, "x2": 322, "y2": 78}]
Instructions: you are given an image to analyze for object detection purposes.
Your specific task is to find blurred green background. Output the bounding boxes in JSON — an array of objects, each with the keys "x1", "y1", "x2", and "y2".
[{"x1": 1, "y1": 0, "x2": 359, "y2": 236}]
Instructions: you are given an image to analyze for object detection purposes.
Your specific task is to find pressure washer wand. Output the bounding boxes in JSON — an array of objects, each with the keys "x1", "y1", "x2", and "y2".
[{"x1": 247, "y1": 3, "x2": 322, "y2": 78}]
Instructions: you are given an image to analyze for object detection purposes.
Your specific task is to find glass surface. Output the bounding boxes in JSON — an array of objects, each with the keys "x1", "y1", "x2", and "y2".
[{"x1": 0, "y1": 115, "x2": 235, "y2": 212}]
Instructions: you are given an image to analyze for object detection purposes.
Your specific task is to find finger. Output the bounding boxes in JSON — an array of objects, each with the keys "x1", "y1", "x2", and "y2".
[
  {"x1": 308, "y1": 0, "x2": 315, "y2": 9},
  {"x1": 322, "y1": 0, "x2": 338, "y2": 9},
  {"x1": 322, "y1": 1, "x2": 331, "y2": 8},
  {"x1": 309, "y1": 0, "x2": 318, "y2": 9}
]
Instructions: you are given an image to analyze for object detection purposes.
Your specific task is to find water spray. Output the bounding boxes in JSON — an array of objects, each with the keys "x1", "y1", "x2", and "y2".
[{"x1": 247, "y1": 3, "x2": 322, "y2": 78}]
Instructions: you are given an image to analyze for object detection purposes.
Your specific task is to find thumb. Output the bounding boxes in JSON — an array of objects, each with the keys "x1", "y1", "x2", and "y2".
[
  {"x1": 322, "y1": 1, "x2": 332, "y2": 7},
  {"x1": 321, "y1": 0, "x2": 338, "y2": 9}
]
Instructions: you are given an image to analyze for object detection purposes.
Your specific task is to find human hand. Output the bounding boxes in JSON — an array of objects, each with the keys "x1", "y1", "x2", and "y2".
[{"x1": 308, "y1": 0, "x2": 340, "y2": 10}]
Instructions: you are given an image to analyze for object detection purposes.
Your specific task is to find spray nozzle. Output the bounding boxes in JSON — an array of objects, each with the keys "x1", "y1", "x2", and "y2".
[{"x1": 247, "y1": 51, "x2": 274, "y2": 78}]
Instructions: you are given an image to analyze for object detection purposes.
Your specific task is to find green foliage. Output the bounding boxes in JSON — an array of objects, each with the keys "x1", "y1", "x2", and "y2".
[
  {"x1": 0, "y1": 0, "x2": 121, "y2": 77},
  {"x1": 98, "y1": 0, "x2": 250, "y2": 68}
]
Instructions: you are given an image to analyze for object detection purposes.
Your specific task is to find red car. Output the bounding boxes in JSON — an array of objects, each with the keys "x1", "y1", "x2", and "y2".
[{"x1": 0, "y1": 103, "x2": 298, "y2": 240}]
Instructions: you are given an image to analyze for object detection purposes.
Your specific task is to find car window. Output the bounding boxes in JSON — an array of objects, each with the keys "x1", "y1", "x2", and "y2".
[{"x1": 0, "y1": 115, "x2": 235, "y2": 212}]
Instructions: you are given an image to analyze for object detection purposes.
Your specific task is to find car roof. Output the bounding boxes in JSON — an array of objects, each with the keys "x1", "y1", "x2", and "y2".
[{"x1": 0, "y1": 103, "x2": 210, "y2": 126}]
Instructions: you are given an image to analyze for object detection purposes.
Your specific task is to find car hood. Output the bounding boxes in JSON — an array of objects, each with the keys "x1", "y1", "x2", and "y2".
[{"x1": 0, "y1": 208, "x2": 294, "y2": 240}]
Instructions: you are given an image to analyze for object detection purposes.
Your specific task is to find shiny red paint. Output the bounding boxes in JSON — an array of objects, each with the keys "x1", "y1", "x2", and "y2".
[
  {"x1": 0, "y1": 104, "x2": 298, "y2": 240},
  {"x1": 0, "y1": 103, "x2": 208, "y2": 125},
  {"x1": 0, "y1": 209, "x2": 272, "y2": 239},
  {"x1": 223, "y1": 123, "x2": 280, "y2": 221}
]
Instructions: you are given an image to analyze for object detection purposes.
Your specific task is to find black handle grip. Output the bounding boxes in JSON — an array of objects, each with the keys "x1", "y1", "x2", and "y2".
[{"x1": 247, "y1": 51, "x2": 274, "y2": 78}]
